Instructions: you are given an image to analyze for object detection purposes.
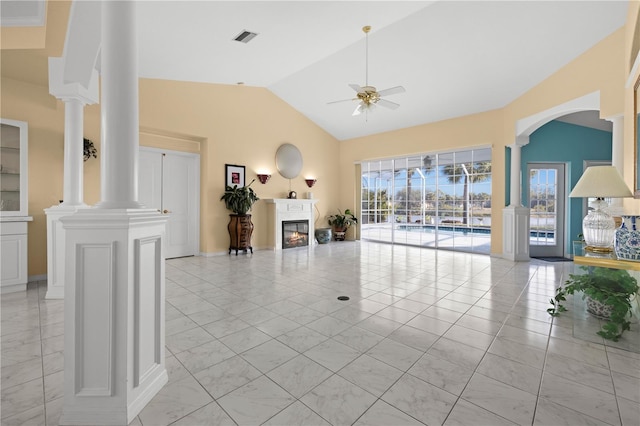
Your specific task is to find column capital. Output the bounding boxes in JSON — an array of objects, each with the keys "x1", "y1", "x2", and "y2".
[
  {"x1": 515, "y1": 135, "x2": 530, "y2": 147},
  {"x1": 48, "y1": 56, "x2": 99, "y2": 105},
  {"x1": 603, "y1": 114, "x2": 623, "y2": 123}
]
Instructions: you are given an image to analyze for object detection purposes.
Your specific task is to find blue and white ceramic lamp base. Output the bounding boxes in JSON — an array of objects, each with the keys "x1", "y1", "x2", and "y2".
[{"x1": 615, "y1": 215, "x2": 640, "y2": 261}]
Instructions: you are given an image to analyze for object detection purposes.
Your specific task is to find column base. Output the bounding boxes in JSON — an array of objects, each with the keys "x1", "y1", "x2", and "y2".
[
  {"x1": 502, "y1": 205, "x2": 530, "y2": 261},
  {"x1": 44, "y1": 205, "x2": 90, "y2": 299},
  {"x1": 59, "y1": 208, "x2": 167, "y2": 425}
]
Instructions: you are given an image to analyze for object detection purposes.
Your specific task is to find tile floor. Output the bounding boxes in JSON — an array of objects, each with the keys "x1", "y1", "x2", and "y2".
[{"x1": 2, "y1": 241, "x2": 639, "y2": 425}]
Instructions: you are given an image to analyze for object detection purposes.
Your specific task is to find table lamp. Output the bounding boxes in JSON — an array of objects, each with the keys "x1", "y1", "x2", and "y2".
[{"x1": 569, "y1": 166, "x2": 633, "y2": 252}]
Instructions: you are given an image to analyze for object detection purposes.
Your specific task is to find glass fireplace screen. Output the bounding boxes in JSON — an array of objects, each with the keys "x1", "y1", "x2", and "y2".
[{"x1": 282, "y1": 220, "x2": 309, "y2": 249}]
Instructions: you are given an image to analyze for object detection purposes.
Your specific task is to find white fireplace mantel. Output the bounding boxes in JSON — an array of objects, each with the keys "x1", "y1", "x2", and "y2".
[{"x1": 264, "y1": 198, "x2": 317, "y2": 250}]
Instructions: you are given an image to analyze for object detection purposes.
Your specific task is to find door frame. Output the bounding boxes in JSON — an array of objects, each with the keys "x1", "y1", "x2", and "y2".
[
  {"x1": 140, "y1": 146, "x2": 201, "y2": 258},
  {"x1": 527, "y1": 162, "x2": 568, "y2": 258}
]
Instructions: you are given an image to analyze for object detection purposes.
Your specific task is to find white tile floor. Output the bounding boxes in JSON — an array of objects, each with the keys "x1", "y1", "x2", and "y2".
[{"x1": 2, "y1": 241, "x2": 639, "y2": 425}]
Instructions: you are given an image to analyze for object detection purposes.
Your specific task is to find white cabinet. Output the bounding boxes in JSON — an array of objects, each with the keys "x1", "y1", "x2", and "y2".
[
  {"x1": 1, "y1": 119, "x2": 28, "y2": 216},
  {"x1": 1, "y1": 119, "x2": 32, "y2": 293}
]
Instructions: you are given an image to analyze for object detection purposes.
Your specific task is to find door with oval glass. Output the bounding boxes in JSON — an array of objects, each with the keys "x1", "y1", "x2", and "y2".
[
  {"x1": 528, "y1": 163, "x2": 566, "y2": 258},
  {"x1": 139, "y1": 147, "x2": 200, "y2": 258}
]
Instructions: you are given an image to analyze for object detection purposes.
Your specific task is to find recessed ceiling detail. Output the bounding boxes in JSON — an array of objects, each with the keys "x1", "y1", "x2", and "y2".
[{"x1": 233, "y1": 30, "x2": 258, "y2": 44}]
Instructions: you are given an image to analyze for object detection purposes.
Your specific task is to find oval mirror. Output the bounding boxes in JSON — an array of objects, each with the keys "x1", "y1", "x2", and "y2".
[{"x1": 275, "y1": 143, "x2": 303, "y2": 179}]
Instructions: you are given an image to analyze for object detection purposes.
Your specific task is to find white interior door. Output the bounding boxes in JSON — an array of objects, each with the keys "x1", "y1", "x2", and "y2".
[
  {"x1": 139, "y1": 147, "x2": 200, "y2": 259},
  {"x1": 139, "y1": 150, "x2": 163, "y2": 212},
  {"x1": 528, "y1": 163, "x2": 566, "y2": 258}
]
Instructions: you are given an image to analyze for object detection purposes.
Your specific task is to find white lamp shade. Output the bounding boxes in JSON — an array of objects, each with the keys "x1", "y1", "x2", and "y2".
[{"x1": 569, "y1": 166, "x2": 633, "y2": 198}]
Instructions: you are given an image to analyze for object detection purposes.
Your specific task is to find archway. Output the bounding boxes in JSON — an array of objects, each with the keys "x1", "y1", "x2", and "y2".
[{"x1": 504, "y1": 91, "x2": 618, "y2": 260}]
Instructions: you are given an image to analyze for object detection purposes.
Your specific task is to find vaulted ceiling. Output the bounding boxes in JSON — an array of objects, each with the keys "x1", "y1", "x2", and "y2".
[{"x1": 1, "y1": 1, "x2": 628, "y2": 140}]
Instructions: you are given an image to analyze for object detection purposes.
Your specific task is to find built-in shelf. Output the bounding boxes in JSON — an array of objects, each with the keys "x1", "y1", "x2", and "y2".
[{"x1": 1, "y1": 118, "x2": 30, "y2": 294}]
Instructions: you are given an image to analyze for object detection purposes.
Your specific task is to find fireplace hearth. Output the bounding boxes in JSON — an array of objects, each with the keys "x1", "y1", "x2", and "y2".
[{"x1": 282, "y1": 220, "x2": 309, "y2": 249}]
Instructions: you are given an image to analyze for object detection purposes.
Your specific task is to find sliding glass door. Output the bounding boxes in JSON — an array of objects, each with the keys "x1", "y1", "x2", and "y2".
[{"x1": 361, "y1": 148, "x2": 492, "y2": 254}]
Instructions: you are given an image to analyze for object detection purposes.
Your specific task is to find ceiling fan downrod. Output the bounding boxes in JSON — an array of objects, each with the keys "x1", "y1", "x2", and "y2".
[{"x1": 363, "y1": 25, "x2": 371, "y2": 87}]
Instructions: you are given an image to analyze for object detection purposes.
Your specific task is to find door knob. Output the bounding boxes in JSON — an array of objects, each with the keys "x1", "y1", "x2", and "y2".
[{"x1": 163, "y1": 209, "x2": 171, "y2": 214}]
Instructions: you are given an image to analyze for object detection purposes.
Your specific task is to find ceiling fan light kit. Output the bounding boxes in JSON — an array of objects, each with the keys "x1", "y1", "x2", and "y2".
[{"x1": 328, "y1": 25, "x2": 405, "y2": 118}]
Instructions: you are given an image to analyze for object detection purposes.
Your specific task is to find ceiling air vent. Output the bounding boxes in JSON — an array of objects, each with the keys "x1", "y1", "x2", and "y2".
[{"x1": 233, "y1": 30, "x2": 258, "y2": 44}]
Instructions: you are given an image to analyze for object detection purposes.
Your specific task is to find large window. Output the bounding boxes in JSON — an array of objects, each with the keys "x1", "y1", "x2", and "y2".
[{"x1": 361, "y1": 148, "x2": 492, "y2": 254}]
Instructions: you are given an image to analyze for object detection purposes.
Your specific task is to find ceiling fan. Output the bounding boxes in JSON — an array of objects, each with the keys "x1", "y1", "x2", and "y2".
[{"x1": 328, "y1": 25, "x2": 406, "y2": 117}]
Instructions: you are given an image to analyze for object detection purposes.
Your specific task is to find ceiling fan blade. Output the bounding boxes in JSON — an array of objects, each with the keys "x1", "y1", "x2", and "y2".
[
  {"x1": 377, "y1": 86, "x2": 406, "y2": 97},
  {"x1": 377, "y1": 98, "x2": 400, "y2": 110},
  {"x1": 349, "y1": 83, "x2": 364, "y2": 93},
  {"x1": 352, "y1": 103, "x2": 364, "y2": 116},
  {"x1": 327, "y1": 98, "x2": 357, "y2": 105}
]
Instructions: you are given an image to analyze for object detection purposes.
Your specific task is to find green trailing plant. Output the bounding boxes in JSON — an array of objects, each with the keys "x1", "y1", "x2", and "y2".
[
  {"x1": 83, "y1": 138, "x2": 97, "y2": 161},
  {"x1": 220, "y1": 179, "x2": 259, "y2": 215},
  {"x1": 327, "y1": 209, "x2": 358, "y2": 230},
  {"x1": 548, "y1": 266, "x2": 639, "y2": 341}
]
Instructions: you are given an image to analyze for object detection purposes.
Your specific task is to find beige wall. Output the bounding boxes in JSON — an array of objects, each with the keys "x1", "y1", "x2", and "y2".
[
  {"x1": 2, "y1": 1, "x2": 639, "y2": 276},
  {"x1": 624, "y1": 1, "x2": 640, "y2": 214},
  {"x1": 339, "y1": 23, "x2": 633, "y2": 255},
  {"x1": 338, "y1": 109, "x2": 504, "y2": 252},
  {"x1": 1, "y1": 76, "x2": 341, "y2": 275},
  {"x1": 137, "y1": 79, "x2": 341, "y2": 254}
]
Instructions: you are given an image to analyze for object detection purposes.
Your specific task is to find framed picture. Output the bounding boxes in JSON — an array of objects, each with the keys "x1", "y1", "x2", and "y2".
[{"x1": 225, "y1": 164, "x2": 245, "y2": 187}]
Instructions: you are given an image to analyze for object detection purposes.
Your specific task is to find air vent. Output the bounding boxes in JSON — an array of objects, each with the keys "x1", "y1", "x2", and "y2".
[{"x1": 233, "y1": 30, "x2": 258, "y2": 44}]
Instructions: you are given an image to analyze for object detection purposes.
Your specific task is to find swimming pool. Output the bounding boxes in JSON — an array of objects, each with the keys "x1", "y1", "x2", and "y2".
[{"x1": 396, "y1": 224, "x2": 554, "y2": 238}]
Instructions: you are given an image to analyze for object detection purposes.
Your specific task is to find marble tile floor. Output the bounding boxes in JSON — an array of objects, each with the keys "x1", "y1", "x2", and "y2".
[{"x1": 2, "y1": 241, "x2": 639, "y2": 425}]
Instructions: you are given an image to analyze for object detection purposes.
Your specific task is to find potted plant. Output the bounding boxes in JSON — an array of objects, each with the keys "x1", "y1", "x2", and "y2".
[
  {"x1": 220, "y1": 179, "x2": 259, "y2": 255},
  {"x1": 327, "y1": 208, "x2": 358, "y2": 241},
  {"x1": 548, "y1": 266, "x2": 639, "y2": 341},
  {"x1": 83, "y1": 138, "x2": 97, "y2": 161}
]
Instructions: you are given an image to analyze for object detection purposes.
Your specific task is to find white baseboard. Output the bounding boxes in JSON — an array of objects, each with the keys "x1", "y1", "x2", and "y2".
[{"x1": 28, "y1": 274, "x2": 47, "y2": 283}]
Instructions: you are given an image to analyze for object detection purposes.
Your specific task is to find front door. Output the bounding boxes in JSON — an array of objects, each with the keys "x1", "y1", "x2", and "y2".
[
  {"x1": 528, "y1": 163, "x2": 566, "y2": 258},
  {"x1": 139, "y1": 147, "x2": 200, "y2": 258}
]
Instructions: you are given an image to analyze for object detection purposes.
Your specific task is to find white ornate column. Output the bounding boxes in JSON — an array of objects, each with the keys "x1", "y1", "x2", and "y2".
[
  {"x1": 503, "y1": 138, "x2": 531, "y2": 261},
  {"x1": 607, "y1": 115, "x2": 624, "y2": 216},
  {"x1": 93, "y1": 0, "x2": 142, "y2": 210},
  {"x1": 59, "y1": 1, "x2": 167, "y2": 424},
  {"x1": 45, "y1": 58, "x2": 99, "y2": 299}
]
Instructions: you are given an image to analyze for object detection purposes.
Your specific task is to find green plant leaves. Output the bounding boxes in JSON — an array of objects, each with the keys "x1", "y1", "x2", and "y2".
[
  {"x1": 327, "y1": 209, "x2": 358, "y2": 229},
  {"x1": 547, "y1": 266, "x2": 639, "y2": 341},
  {"x1": 220, "y1": 179, "x2": 259, "y2": 215}
]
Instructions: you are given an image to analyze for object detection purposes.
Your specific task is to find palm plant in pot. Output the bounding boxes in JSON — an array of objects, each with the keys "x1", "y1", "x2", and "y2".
[
  {"x1": 548, "y1": 266, "x2": 639, "y2": 341},
  {"x1": 220, "y1": 179, "x2": 259, "y2": 255},
  {"x1": 327, "y1": 209, "x2": 358, "y2": 241}
]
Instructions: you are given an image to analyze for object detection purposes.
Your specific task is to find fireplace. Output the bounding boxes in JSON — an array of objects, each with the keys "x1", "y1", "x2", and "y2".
[
  {"x1": 264, "y1": 199, "x2": 317, "y2": 250},
  {"x1": 282, "y1": 220, "x2": 309, "y2": 249}
]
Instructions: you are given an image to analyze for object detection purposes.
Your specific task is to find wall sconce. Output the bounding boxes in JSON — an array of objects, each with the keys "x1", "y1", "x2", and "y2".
[
  {"x1": 305, "y1": 178, "x2": 317, "y2": 188},
  {"x1": 257, "y1": 174, "x2": 271, "y2": 184}
]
